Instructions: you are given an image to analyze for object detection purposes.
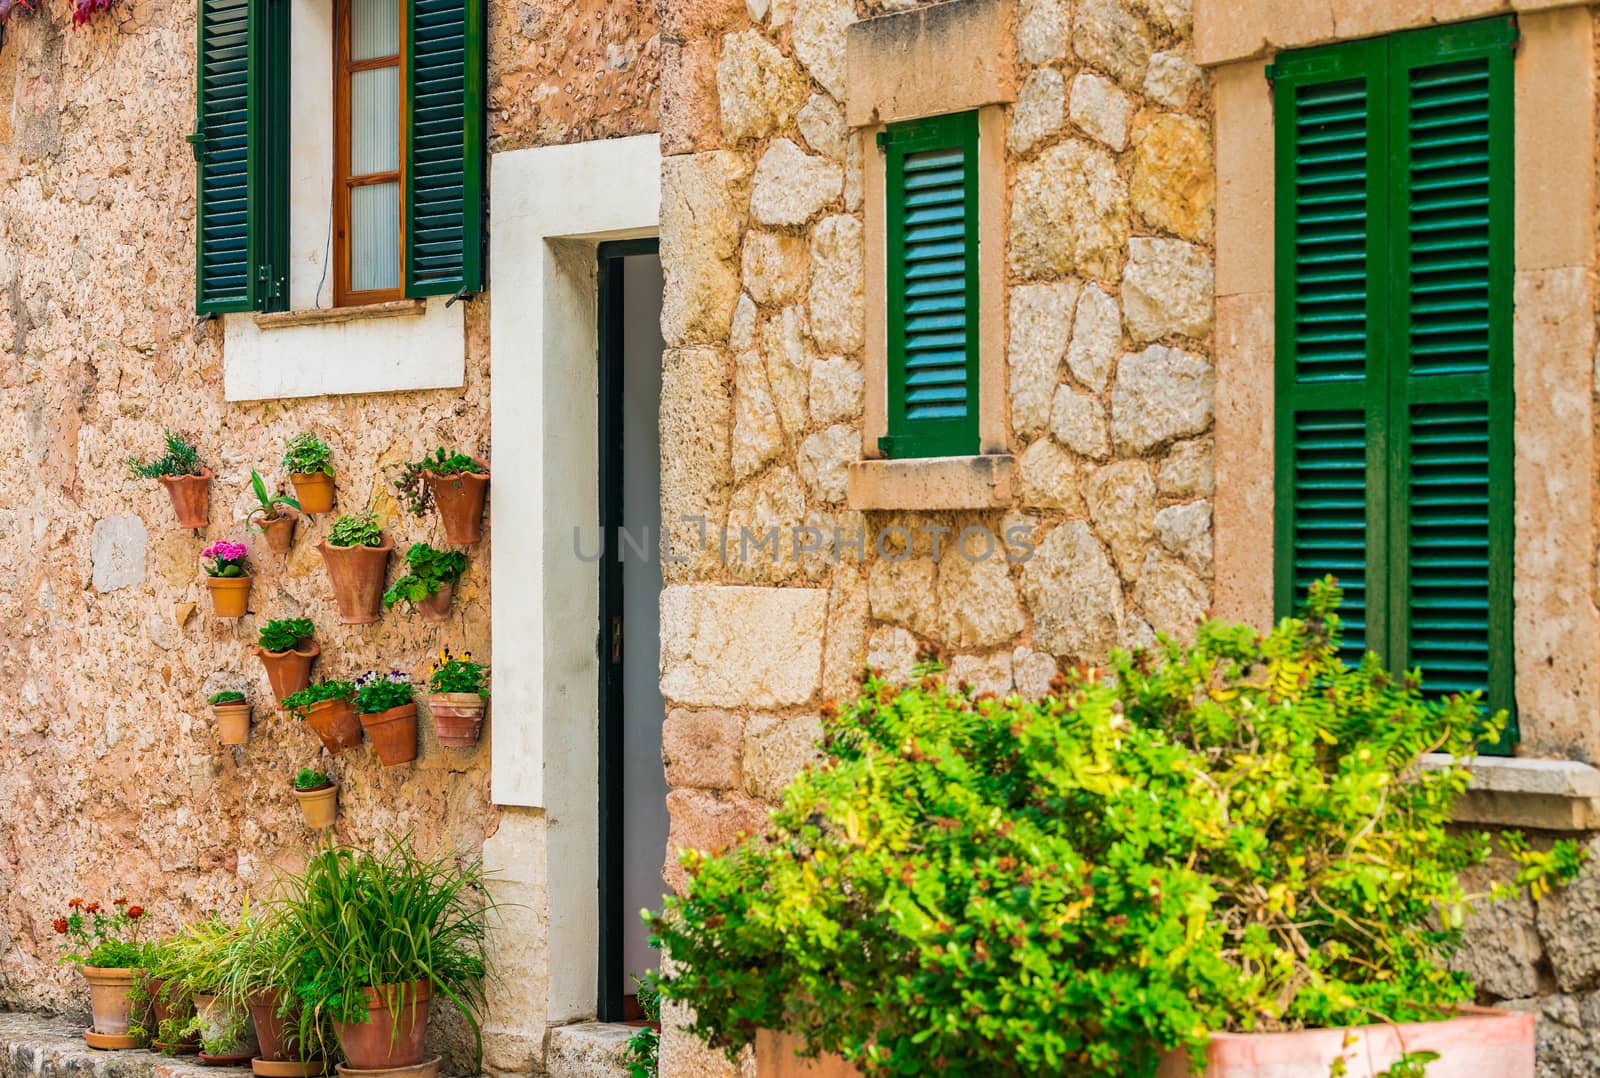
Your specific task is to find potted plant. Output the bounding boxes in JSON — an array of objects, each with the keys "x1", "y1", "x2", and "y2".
[
  {"x1": 202, "y1": 541, "x2": 252, "y2": 619},
  {"x1": 383, "y1": 545, "x2": 467, "y2": 624},
  {"x1": 426, "y1": 649, "x2": 487, "y2": 749},
  {"x1": 291, "y1": 768, "x2": 338, "y2": 830},
  {"x1": 249, "y1": 470, "x2": 301, "y2": 554},
  {"x1": 129, "y1": 429, "x2": 210, "y2": 529},
  {"x1": 283, "y1": 434, "x2": 336, "y2": 515},
  {"x1": 255, "y1": 619, "x2": 319, "y2": 703},
  {"x1": 354, "y1": 670, "x2": 417, "y2": 766},
  {"x1": 651, "y1": 580, "x2": 1587, "y2": 1078},
  {"x1": 397, "y1": 449, "x2": 489, "y2": 546},
  {"x1": 209, "y1": 690, "x2": 251, "y2": 746},
  {"x1": 133, "y1": 940, "x2": 200, "y2": 1055},
  {"x1": 318, "y1": 512, "x2": 392, "y2": 625},
  {"x1": 272, "y1": 839, "x2": 491, "y2": 1074},
  {"x1": 284, "y1": 680, "x2": 361, "y2": 756},
  {"x1": 167, "y1": 914, "x2": 260, "y2": 1066},
  {"x1": 53, "y1": 897, "x2": 149, "y2": 1050}
]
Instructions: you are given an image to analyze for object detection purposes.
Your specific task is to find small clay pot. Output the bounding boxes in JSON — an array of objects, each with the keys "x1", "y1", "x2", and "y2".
[
  {"x1": 334, "y1": 1059, "x2": 439, "y2": 1078},
  {"x1": 256, "y1": 1061, "x2": 326, "y2": 1078},
  {"x1": 206, "y1": 575, "x2": 253, "y2": 619},
  {"x1": 305, "y1": 697, "x2": 362, "y2": 756},
  {"x1": 249, "y1": 989, "x2": 322, "y2": 1074},
  {"x1": 416, "y1": 582, "x2": 454, "y2": 624},
  {"x1": 290, "y1": 472, "x2": 336, "y2": 515},
  {"x1": 82, "y1": 966, "x2": 141, "y2": 1039},
  {"x1": 213, "y1": 702, "x2": 251, "y2": 746},
  {"x1": 147, "y1": 977, "x2": 199, "y2": 1053},
  {"x1": 424, "y1": 466, "x2": 489, "y2": 545},
  {"x1": 333, "y1": 982, "x2": 430, "y2": 1071},
  {"x1": 318, "y1": 537, "x2": 394, "y2": 625},
  {"x1": 360, "y1": 703, "x2": 418, "y2": 766},
  {"x1": 159, "y1": 467, "x2": 212, "y2": 529},
  {"x1": 193, "y1": 993, "x2": 257, "y2": 1061},
  {"x1": 427, "y1": 693, "x2": 486, "y2": 748},
  {"x1": 256, "y1": 641, "x2": 319, "y2": 704},
  {"x1": 259, "y1": 511, "x2": 298, "y2": 554},
  {"x1": 293, "y1": 783, "x2": 338, "y2": 829}
]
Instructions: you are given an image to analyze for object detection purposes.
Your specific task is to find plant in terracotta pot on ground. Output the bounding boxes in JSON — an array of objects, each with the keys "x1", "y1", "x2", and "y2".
[
  {"x1": 651, "y1": 579, "x2": 1589, "y2": 1078},
  {"x1": 54, "y1": 896, "x2": 150, "y2": 1049},
  {"x1": 129, "y1": 429, "x2": 210, "y2": 529},
  {"x1": 283, "y1": 434, "x2": 336, "y2": 515},
  {"x1": 383, "y1": 545, "x2": 467, "y2": 624},
  {"x1": 209, "y1": 690, "x2": 251, "y2": 746},
  {"x1": 396, "y1": 448, "x2": 489, "y2": 546},
  {"x1": 255, "y1": 618, "x2": 318, "y2": 703},
  {"x1": 426, "y1": 649, "x2": 487, "y2": 749},
  {"x1": 202, "y1": 540, "x2": 253, "y2": 619},
  {"x1": 130, "y1": 939, "x2": 199, "y2": 1055},
  {"x1": 318, "y1": 512, "x2": 392, "y2": 625},
  {"x1": 271, "y1": 838, "x2": 491, "y2": 1074},
  {"x1": 354, "y1": 670, "x2": 417, "y2": 766},
  {"x1": 284, "y1": 680, "x2": 361, "y2": 756},
  {"x1": 291, "y1": 768, "x2": 338, "y2": 830},
  {"x1": 249, "y1": 470, "x2": 301, "y2": 554},
  {"x1": 163, "y1": 914, "x2": 260, "y2": 1065}
]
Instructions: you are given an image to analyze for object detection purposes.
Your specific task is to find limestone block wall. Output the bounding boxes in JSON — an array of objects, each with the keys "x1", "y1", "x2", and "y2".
[{"x1": 0, "y1": 0, "x2": 657, "y2": 1042}]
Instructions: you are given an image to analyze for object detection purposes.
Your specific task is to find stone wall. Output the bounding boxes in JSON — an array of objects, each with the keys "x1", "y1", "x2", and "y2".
[{"x1": 0, "y1": 0, "x2": 656, "y2": 1049}]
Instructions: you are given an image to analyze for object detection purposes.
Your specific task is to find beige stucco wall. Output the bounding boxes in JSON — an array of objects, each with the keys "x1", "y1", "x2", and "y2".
[{"x1": 0, "y1": 0, "x2": 657, "y2": 1069}]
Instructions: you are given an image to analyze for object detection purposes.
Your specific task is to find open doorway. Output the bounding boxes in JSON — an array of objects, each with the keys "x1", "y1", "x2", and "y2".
[{"x1": 596, "y1": 239, "x2": 669, "y2": 1022}]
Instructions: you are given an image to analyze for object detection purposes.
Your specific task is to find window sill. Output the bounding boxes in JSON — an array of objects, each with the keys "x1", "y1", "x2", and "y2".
[
  {"x1": 1421, "y1": 753, "x2": 1600, "y2": 832},
  {"x1": 845, "y1": 453, "x2": 1014, "y2": 511},
  {"x1": 253, "y1": 298, "x2": 427, "y2": 331}
]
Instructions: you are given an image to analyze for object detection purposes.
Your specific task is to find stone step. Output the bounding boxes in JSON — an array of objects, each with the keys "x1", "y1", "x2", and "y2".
[{"x1": 0, "y1": 1011, "x2": 253, "y2": 1078}]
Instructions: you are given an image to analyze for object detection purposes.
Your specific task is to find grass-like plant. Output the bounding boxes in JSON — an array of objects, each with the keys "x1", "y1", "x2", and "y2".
[
  {"x1": 128, "y1": 429, "x2": 205, "y2": 479},
  {"x1": 259, "y1": 618, "x2": 315, "y2": 654},
  {"x1": 383, "y1": 545, "x2": 468, "y2": 611},
  {"x1": 269, "y1": 838, "x2": 493, "y2": 1064}
]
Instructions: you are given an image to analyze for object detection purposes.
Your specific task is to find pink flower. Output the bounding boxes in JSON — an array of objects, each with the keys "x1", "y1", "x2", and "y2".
[{"x1": 203, "y1": 541, "x2": 248, "y2": 562}]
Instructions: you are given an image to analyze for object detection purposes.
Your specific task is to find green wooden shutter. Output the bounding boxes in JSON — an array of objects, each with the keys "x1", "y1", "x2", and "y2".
[
  {"x1": 1272, "y1": 38, "x2": 1390, "y2": 668},
  {"x1": 404, "y1": 0, "x2": 486, "y2": 297},
  {"x1": 192, "y1": 0, "x2": 287, "y2": 314},
  {"x1": 1274, "y1": 17, "x2": 1516, "y2": 747},
  {"x1": 880, "y1": 111, "x2": 980, "y2": 460},
  {"x1": 1386, "y1": 18, "x2": 1516, "y2": 729}
]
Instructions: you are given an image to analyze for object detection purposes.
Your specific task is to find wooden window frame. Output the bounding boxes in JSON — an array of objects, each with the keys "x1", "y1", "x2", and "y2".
[{"x1": 333, "y1": 0, "x2": 407, "y2": 307}]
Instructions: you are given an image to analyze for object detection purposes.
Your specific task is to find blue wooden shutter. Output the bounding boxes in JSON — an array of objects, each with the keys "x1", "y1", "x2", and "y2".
[
  {"x1": 404, "y1": 0, "x2": 485, "y2": 297},
  {"x1": 192, "y1": 0, "x2": 287, "y2": 314},
  {"x1": 880, "y1": 111, "x2": 980, "y2": 459}
]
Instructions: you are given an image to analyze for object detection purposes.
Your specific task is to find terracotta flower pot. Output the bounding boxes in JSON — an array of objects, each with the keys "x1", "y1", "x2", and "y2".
[
  {"x1": 290, "y1": 472, "x2": 336, "y2": 515},
  {"x1": 256, "y1": 642, "x2": 319, "y2": 704},
  {"x1": 260, "y1": 512, "x2": 298, "y2": 554},
  {"x1": 193, "y1": 992, "x2": 258, "y2": 1063},
  {"x1": 416, "y1": 583, "x2": 454, "y2": 624},
  {"x1": 82, "y1": 966, "x2": 141, "y2": 1039},
  {"x1": 361, "y1": 703, "x2": 418, "y2": 766},
  {"x1": 213, "y1": 702, "x2": 251, "y2": 746},
  {"x1": 427, "y1": 693, "x2": 486, "y2": 748},
  {"x1": 425, "y1": 466, "x2": 489, "y2": 545},
  {"x1": 334, "y1": 1058, "x2": 439, "y2": 1078},
  {"x1": 318, "y1": 537, "x2": 393, "y2": 625},
  {"x1": 248, "y1": 989, "x2": 322, "y2": 1074},
  {"x1": 305, "y1": 697, "x2": 362, "y2": 755},
  {"x1": 333, "y1": 982, "x2": 430, "y2": 1071},
  {"x1": 159, "y1": 467, "x2": 212, "y2": 529},
  {"x1": 147, "y1": 977, "x2": 199, "y2": 1053},
  {"x1": 207, "y1": 575, "x2": 253, "y2": 619},
  {"x1": 293, "y1": 783, "x2": 338, "y2": 828}
]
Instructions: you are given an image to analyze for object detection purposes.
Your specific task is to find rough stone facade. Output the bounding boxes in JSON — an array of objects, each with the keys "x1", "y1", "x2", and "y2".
[{"x1": 0, "y1": 0, "x2": 656, "y2": 1069}]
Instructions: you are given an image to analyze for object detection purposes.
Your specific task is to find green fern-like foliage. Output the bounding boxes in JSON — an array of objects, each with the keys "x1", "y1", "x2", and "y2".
[{"x1": 128, "y1": 429, "x2": 205, "y2": 479}]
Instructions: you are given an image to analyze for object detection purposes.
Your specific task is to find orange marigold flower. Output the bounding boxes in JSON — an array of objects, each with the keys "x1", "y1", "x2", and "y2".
[
  {"x1": 68, "y1": 898, "x2": 84, "y2": 909},
  {"x1": 113, "y1": 897, "x2": 128, "y2": 907},
  {"x1": 52, "y1": 918, "x2": 69, "y2": 934},
  {"x1": 84, "y1": 902, "x2": 101, "y2": 914},
  {"x1": 126, "y1": 906, "x2": 144, "y2": 920}
]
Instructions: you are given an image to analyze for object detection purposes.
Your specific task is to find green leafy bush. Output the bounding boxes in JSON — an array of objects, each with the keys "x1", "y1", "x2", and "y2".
[
  {"x1": 259, "y1": 618, "x2": 315, "y2": 654},
  {"x1": 353, "y1": 670, "x2": 414, "y2": 714},
  {"x1": 428, "y1": 648, "x2": 488, "y2": 696},
  {"x1": 395, "y1": 448, "x2": 486, "y2": 516},
  {"x1": 283, "y1": 433, "x2": 335, "y2": 477},
  {"x1": 294, "y1": 768, "x2": 333, "y2": 792},
  {"x1": 128, "y1": 429, "x2": 205, "y2": 479},
  {"x1": 282, "y1": 680, "x2": 356, "y2": 721},
  {"x1": 384, "y1": 544, "x2": 468, "y2": 610},
  {"x1": 209, "y1": 691, "x2": 246, "y2": 706},
  {"x1": 651, "y1": 581, "x2": 1586, "y2": 1077},
  {"x1": 326, "y1": 512, "x2": 383, "y2": 548},
  {"x1": 624, "y1": 975, "x2": 660, "y2": 1078}
]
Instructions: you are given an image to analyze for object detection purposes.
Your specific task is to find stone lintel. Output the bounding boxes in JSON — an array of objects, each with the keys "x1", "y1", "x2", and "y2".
[
  {"x1": 846, "y1": 454, "x2": 1015, "y2": 511},
  {"x1": 844, "y1": 0, "x2": 1018, "y2": 129},
  {"x1": 1422, "y1": 753, "x2": 1600, "y2": 832}
]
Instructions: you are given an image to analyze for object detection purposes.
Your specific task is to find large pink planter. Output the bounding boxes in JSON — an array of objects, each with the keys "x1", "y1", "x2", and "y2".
[{"x1": 756, "y1": 1009, "x2": 1533, "y2": 1078}]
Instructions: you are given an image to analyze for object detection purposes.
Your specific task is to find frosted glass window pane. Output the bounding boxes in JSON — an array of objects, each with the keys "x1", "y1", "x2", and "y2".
[
  {"x1": 351, "y1": 0, "x2": 398, "y2": 61},
  {"x1": 350, "y1": 181, "x2": 400, "y2": 292},
  {"x1": 350, "y1": 66, "x2": 399, "y2": 174}
]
